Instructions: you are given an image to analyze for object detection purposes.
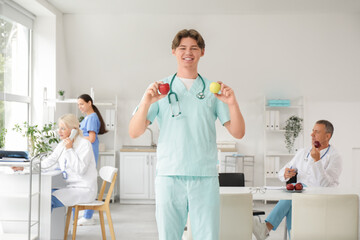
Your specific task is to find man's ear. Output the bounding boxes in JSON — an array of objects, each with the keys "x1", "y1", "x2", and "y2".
[
  {"x1": 325, "y1": 133, "x2": 332, "y2": 142},
  {"x1": 201, "y1": 48, "x2": 205, "y2": 57},
  {"x1": 172, "y1": 49, "x2": 176, "y2": 56}
]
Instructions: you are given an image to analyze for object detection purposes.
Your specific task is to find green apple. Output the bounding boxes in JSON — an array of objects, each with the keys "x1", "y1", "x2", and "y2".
[{"x1": 209, "y1": 82, "x2": 221, "y2": 94}]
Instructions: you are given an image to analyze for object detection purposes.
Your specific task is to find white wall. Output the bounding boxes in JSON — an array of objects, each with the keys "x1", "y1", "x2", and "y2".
[{"x1": 59, "y1": 13, "x2": 360, "y2": 186}]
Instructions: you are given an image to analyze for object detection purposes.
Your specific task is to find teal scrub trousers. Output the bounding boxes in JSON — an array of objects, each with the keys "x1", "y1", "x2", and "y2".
[{"x1": 155, "y1": 176, "x2": 220, "y2": 240}]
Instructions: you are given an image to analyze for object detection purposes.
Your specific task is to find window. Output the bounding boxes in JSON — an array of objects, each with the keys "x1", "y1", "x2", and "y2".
[{"x1": 0, "y1": 1, "x2": 33, "y2": 151}]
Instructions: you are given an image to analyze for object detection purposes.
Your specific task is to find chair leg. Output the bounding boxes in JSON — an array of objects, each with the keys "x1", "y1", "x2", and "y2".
[
  {"x1": 72, "y1": 206, "x2": 80, "y2": 240},
  {"x1": 105, "y1": 207, "x2": 116, "y2": 240},
  {"x1": 64, "y1": 207, "x2": 72, "y2": 240},
  {"x1": 99, "y1": 210, "x2": 106, "y2": 240}
]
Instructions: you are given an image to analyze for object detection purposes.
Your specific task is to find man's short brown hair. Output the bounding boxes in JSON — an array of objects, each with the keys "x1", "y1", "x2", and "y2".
[
  {"x1": 172, "y1": 29, "x2": 205, "y2": 50},
  {"x1": 316, "y1": 120, "x2": 334, "y2": 138}
]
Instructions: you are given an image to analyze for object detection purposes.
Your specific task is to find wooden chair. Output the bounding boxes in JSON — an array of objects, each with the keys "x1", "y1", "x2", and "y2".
[{"x1": 64, "y1": 166, "x2": 118, "y2": 240}]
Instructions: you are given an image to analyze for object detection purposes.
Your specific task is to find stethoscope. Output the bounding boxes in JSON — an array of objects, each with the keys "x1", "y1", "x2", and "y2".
[
  {"x1": 304, "y1": 144, "x2": 330, "y2": 162},
  {"x1": 168, "y1": 73, "x2": 206, "y2": 117}
]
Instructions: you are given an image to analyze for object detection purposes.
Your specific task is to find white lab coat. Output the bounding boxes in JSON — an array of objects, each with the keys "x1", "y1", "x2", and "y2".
[
  {"x1": 278, "y1": 145, "x2": 342, "y2": 187},
  {"x1": 42, "y1": 137, "x2": 98, "y2": 206}
]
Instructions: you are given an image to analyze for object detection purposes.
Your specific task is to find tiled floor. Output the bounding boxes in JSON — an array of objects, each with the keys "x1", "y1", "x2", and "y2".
[{"x1": 70, "y1": 201, "x2": 286, "y2": 240}]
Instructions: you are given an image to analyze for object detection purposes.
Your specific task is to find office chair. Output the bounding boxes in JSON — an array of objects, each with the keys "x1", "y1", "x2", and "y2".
[{"x1": 218, "y1": 173, "x2": 265, "y2": 216}]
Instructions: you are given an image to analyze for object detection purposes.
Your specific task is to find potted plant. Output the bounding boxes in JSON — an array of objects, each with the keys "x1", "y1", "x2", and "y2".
[
  {"x1": 0, "y1": 128, "x2": 7, "y2": 149},
  {"x1": 58, "y1": 90, "x2": 65, "y2": 100},
  {"x1": 13, "y1": 122, "x2": 60, "y2": 157},
  {"x1": 284, "y1": 115, "x2": 303, "y2": 153}
]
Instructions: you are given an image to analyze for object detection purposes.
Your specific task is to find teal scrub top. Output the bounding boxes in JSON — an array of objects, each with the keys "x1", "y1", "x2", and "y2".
[
  {"x1": 80, "y1": 113, "x2": 100, "y2": 161},
  {"x1": 146, "y1": 75, "x2": 230, "y2": 177}
]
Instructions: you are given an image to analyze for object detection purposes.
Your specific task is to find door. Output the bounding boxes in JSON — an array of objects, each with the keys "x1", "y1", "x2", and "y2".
[{"x1": 120, "y1": 153, "x2": 150, "y2": 199}]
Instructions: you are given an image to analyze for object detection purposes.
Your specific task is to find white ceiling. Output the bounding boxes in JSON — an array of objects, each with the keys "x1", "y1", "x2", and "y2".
[{"x1": 45, "y1": 0, "x2": 360, "y2": 15}]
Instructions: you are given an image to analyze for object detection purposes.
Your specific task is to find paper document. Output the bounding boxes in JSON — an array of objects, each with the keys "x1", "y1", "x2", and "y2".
[{"x1": 265, "y1": 186, "x2": 285, "y2": 190}]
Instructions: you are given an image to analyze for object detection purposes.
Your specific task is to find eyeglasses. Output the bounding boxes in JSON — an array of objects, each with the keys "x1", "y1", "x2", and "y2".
[{"x1": 249, "y1": 187, "x2": 266, "y2": 194}]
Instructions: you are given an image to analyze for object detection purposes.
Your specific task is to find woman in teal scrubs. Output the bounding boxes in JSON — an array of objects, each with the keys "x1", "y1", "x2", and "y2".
[
  {"x1": 129, "y1": 29, "x2": 245, "y2": 240},
  {"x1": 77, "y1": 94, "x2": 107, "y2": 225}
]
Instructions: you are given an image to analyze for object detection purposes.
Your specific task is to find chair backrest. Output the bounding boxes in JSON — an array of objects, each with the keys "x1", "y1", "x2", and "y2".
[
  {"x1": 292, "y1": 194, "x2": 359, "y2": 240},
  {"x1": 219, "y1": 173, "x2": 245, "y2": 187},
  {"x1": 98, "y1": 166, "x2": 118, "y2": 203},
  {"x1": 220, "y1": 193, "x2": 253, "y2": 240}
]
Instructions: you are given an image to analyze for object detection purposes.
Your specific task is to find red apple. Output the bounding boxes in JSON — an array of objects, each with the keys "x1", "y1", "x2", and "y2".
[
  {"x1": 286, "y1": 184, "x2": 295, "y2": 190},
  {"x1": 159, "y1": 83, "x2": 170, "y2": 95},
  {"x1": 314, "y1": 141, "x2": 321, "y2": 148},
  {"x1": 295, "y1": 183, "x2": 303, "y2": 190}
]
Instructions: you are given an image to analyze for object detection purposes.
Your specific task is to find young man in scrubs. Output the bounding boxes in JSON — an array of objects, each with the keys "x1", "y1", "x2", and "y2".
[
  {"x1": 253, "y1": 120, "x2": 342, "y2": 240},
  {"x1": 129, "y1": 29, "x2": 245, "y2": 240}
]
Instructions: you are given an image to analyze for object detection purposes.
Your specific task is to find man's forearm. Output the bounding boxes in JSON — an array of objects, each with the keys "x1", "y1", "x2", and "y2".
[
  {"x1": 226, "y1": 102, "x2": 245, "y2": 139},
  {"x1": 129, "y1": 101, "x2": 151, "y2": 138}
]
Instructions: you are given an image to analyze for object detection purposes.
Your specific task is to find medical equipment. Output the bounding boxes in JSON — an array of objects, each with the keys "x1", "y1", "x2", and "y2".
[
  {"x1": 304, "y1": 145, "x2": 330, "y2": 162},
  {"x1": 168, "y1": 73, "x2": 206, "y2": 117}
]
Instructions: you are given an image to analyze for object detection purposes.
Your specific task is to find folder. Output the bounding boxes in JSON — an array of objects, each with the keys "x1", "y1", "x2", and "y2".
[
  {"x1": 110, "y1": 109, "x2": 116, "y2": 130},
  {"x1": 105, "y1": 109, "x2": 111, "y2": 129},
  {"x1": 275, "y1": 157, "x2": 280, "y2": 176},
  {"x1": 270, "y1": 111, "x2": 275, "y2": 130},
  {"x1": 274, "y1": 111, "x2": 280, "y2": 130},
  {"x1": 265, "y1": 111, "x2": 270, "y2": 129}
]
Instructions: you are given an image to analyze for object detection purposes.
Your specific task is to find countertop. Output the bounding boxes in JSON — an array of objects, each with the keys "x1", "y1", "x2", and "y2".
[{"x1": 120, "y1": 146, "x2": 237, "y2": 153}]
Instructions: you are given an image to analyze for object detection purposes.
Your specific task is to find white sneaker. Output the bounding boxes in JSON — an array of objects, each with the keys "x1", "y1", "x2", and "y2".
[
  {"x1": 77, "y1": 217, "x2": 96, "y2": 226},
  {"x1": 253, "y1": 216, "x2": 269, "y2": 240}
]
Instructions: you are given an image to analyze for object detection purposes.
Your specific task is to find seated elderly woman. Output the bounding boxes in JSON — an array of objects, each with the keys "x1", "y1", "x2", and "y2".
[{"x1": 13, "y1": 113, "x2": 98, "y2": 210}]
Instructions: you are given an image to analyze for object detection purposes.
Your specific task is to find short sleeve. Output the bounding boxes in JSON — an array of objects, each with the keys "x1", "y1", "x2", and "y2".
[
  {"x1": 132, "y1": 102, "x2": 159, "y2": 125},
  {"x1": 85, "y1": 115, "x2": 100, "y2": 133},
  {"x1": 215, "y1": 99, "x2": 230, "y2": 125}
]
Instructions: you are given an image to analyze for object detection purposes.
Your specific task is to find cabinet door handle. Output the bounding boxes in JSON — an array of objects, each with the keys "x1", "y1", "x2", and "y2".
[{"x1": 146, "y1": 156, "x2": 149, "y2": 165}]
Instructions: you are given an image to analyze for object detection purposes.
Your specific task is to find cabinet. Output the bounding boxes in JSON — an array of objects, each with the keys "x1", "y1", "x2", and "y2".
[
  {"x1": 43, "y1": 88, "x2": 118, "y2": 201},
  {"x1": 119, "y1": 152, "x2": 157, "y2": 204},
  {"x1": 0, "y1": 160, "x2": 40, "y2": 239},
  {"x1": 263, "y1": 97, "x2": 304, "y2": 187}
]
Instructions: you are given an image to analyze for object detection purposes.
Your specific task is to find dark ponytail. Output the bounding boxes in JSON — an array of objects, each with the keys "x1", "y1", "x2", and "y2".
[{"x1": 78, "y1": 94, "x2": 108, "y2": 135}]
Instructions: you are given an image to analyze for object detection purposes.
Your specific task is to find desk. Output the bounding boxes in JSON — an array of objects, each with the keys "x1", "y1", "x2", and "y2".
[
  {"x1": 221, "y1": 186, "x2": 360, "y2": 239},
  {"x1": 220, "y1": 186, "x2": 360, "y2": 200},
  {"x1": 0, "y1": 169, "x2": 66, "y2": 239}
]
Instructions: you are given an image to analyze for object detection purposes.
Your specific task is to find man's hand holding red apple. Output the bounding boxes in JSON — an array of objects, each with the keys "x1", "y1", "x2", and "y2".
[
  {"x1": 142, "y1": 82, "x2": 167, "y2": 105},
  {"x1": 284, "y1": 168, "x2": 297, "y2": 179},
  {"x1": 310, "y1": 142, "x2": 321, "y2": 162}
]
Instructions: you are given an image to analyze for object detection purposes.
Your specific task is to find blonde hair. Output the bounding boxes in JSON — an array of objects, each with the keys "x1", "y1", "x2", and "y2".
[{"x1": 58, "y1": 114, "x2": 82, "y2": 139}]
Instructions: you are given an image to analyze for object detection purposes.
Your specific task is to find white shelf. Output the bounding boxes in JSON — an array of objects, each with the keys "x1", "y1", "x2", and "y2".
[
  {"x1": 266, "y1": 153, "x2": 295, "y2": 157},
  {"x1": 263, "y1": 96, "x2": 305, "y2": 188},
  {"x1": 44, "y1": 98, "x2": 77, "y2": 103},
  {"x1": 99, "y1": 150, "x2": 115, "y2": 156},
  {"x1": 266, "y1": 129, "x2": 286, "y2": 133},
  {"x1": 266, "y1": 105, "x2": 303, "y2": 109}
]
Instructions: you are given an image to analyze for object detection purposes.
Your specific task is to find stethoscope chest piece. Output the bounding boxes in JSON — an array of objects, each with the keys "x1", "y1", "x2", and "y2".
[{"x1": 197, "y1": 92, "x2": 205, "y2": 99}]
